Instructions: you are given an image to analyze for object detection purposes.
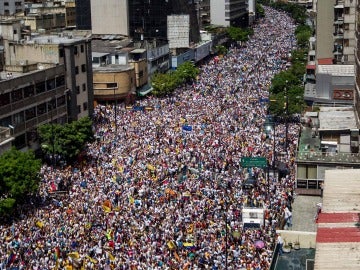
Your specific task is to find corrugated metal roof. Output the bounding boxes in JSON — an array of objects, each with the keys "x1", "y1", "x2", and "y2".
[
  {"x1": 314, "y1": 169, "x2": 360, "y2": 270},
  {"x1": 318, "y1": 107, "x2": 357, "y2": 131},
  {"x1": 317, "y1": 64, "x2": 354, "y2": 76}
]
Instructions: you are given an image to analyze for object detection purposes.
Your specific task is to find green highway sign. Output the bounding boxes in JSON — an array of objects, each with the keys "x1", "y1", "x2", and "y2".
[{"x1": 241, "y1": 157, "x2": 267, "y2": 168}]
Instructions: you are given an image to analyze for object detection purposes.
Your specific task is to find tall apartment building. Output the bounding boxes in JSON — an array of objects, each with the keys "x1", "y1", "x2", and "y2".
[
  {"x1": 315, "y1": 0, "x2": 336, "y2": 61},
  {"x1": 75, "y1": 0, "x2": 91, "y2": 30},
  {"x1": 193, "y1": 0, "x2": 211, "y2": 30},
  {"x1": 129, "y1": 0, "x2": 170, "y2": 40},
  {"x1": 0, "y1": 64, "x2": 67, "y2": 150},
  {"x1": 4, "y1": 32, "x2": 94, "y2": 121},
  {"x1": 355, "y1": 0, "x2": 360, "y2": 119},
  {"x1": 316, "y1": 0, "x2": 356, "y2": 64},
  {"x1": 90, "y1": 0, "x2": 129, "y2": 36},
  {"x1": 334, "y1": 0, "x2": 356, "y2": 64},
  {"x1": 0, "y1": 0, "x2": 24, "y2": 15},
  {"x1": 210, "y1": 0, "x2": 248, "y2": 28}
]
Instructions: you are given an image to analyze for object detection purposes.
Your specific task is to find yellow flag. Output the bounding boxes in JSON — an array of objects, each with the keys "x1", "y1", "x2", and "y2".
[{"x1": 108, "y1": 251, "x2": 115, "y2": 261}]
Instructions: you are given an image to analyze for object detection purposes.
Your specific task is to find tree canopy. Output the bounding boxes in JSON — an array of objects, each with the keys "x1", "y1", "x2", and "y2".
[
  {"x1": 0, "y1": 148, "x2": 41, "y2": 217},
  {"x1": 226, "y1": 26, "x2": 254, "y2": 43},
  {"x1": 151, "y1": 61, "x2": 199, "y2": 97},
  {"x1": 38, "y1": 117, "x2": 93, "y2": 162}
]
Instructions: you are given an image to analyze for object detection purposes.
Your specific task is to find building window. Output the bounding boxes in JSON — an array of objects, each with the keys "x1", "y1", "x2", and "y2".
[
  {"x1": 36, "y1": 81, "x2": 46, "y2": 94},
  {"x1": 11, "y1": 89, "x2": 23, "y2": 102},
  {"x1": 59, "y1": 48, "x2": 64, "y2": 58},
  {"x1": 75, "y1": 66, "x2": 79, "y2": 74},
  {"x1": 13, "y1": 111, "x2": 24, "y2": 124},
  {"x1": 76, "y1": 85, "x2": 80, "y2": 94},
  {"x1": 82, "y1": 83, "x2": 86, "y2": 92},
  {"x1": 46, "y1": 78, "x2": 56, "y2": 91},
  {"x1": 57, "y1": 96, "x2": 66, "y2": 106},
  {"x1": 74, "y1": 46, "x2": 78, "y2": 55},
  {"x1": 37, "y1": 103, "x2": 47, "y2": 115},
  {"x1": 107, "y1": 83, "x2": 117, "y2": 88},
  {"x1": 56, "y1": 75, "x2": 65, "y2": 87},
  {"x1": 25, "y1": 107, "x2": 36, "y2": 121},
  {"x1": 13, "y1": 30, "x2": 17, "y2": 35},
  {"x1": 139, "y1": 70, "x2": 144, "y2": 78},
  {"x1": 81, "y1": 44, "x2": 84, "y2": 53},
  {"x1": 77, "y1": 105, "x2": 81, "y2": 113},
  {"x1": 81, "y1": 64, "x2": 86, "y2": 72},
  {"x1": 23, "y1": 85, "x2": 35, "y2": 98},
  {"x1": 0, "y1": 93, "x2": 11, "y2": 106},
  {"x1": 4, "y1": 2, "x2": 9, "y2": 6},
  {"x1": 83, "y1": 102, "x2": 88, "y2": 111},
  {"x1": 47, "y1": 99, "x2": 56, "y2": 111}
]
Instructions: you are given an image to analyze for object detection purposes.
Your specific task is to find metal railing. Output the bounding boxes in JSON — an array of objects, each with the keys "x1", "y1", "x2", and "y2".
[{"x1": 297, "y1": 151, "x2": 360, "y2": 164}]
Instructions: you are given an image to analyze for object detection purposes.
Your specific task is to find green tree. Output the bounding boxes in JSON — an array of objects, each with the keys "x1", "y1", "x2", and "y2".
[
  {"x1": 226, "y1": 26, "x2": 252, "y2": 43},
  {"x1": 152, "y1": 72, "x2": 177, "y2": 97},
  {"x1": 176, "y1": 61, "x2": 199, "y2": 83},
  {"x1": 151, "y1": 61, "x2": 199, "y2": 97},
  {"x1": 269, "y1": 86, "x2": 306, "y2": 116},
  {"x1": 215, "y1": 45, "x2": 228, "y2": 56},
  {"x1": 0, "y1": 148, "x2": 41, "y2": 216},
  {"x1": 296, "y1": 30, "x2": 312, "y2": 49},
  {"x1": 270, "y1": 70, "x2": 300, "y2": 95},
  {"x1": 256, "y1": 3, "x2": 265, "y2": 18},
  {"x1": 38, "y1": 117, "x2": 93, "y2": 162}
]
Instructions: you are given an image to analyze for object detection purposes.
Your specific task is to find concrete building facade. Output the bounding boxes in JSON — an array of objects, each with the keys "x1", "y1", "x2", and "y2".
[
  {"x1": 315, "y1": 0, "x2": 336, "y2": 61},
  {"x1": 75, "y1": 0, "x2": 91, "y2": 30},
  {"x1": 0, "y1": 64, "x2": 67, "y2": 150},
  {"x1": 210, "y1": 0, "x2": 248, "y2": 27},
  {"x1": 355, "y1": 0, "x2": 360, "y2": 121},
  {"x1": 0, "y1": 0, "x2": 24, "y2": 15},
  {"x1": 90, "y1": 0, "x2": 129, "y2": 36},
  {"x1": 333, "y1": 0, "x2": 356, "y2": 64},
  {"x1": 315, "y1": 0, "x2": 356, "y2": 64},
  {"x1": 4, "y1": 32, "x2": 94, "y2": 121}
]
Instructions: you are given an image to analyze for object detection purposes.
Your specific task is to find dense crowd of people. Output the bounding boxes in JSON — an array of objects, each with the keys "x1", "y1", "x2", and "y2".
[{"x1": 1, "y1": 6, "x2": 300, "y2": 270}]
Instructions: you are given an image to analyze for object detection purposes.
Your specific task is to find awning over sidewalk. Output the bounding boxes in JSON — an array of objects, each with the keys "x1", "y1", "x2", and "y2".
[{"x1": 138, "y1": 85, "x2": 153, "y2": 96}]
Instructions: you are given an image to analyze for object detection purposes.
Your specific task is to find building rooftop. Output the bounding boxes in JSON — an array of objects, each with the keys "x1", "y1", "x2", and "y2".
[
  {"x1": 92, "y1": 64, "x2": 134, "y2": 73},
  {"x1": 318, "y1": 107, "x2": 357, "y2": 131},
  {"x1": 25, "y1": 31, "x2": 91, "y2": 45},
  {"x1": 314, "y1": 169, "x2": 360, "y2": 270},
  {"x1": 317, "y1": 64, "x2": 354, "y2": 76},
  {"x1": 297, "y1": 107, "x2": 360, "y2": 165},
  {"x1": 92, "y1": 38, "x2": 133, "y2": 54}
]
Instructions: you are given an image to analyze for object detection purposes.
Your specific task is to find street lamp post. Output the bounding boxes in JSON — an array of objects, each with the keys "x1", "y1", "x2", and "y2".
[
  {"x1": 224, "y1": 182, "x2": 228, "y2": 270},
  {"x1": 265, "y1": 117, "x2": 276, "y2": 178},
  {"x1": 284, "y1": 81, "x2": 289, "y2": 150},
  {"x1": 113, "y1": 75, "x2": 118, "y2": 135}
]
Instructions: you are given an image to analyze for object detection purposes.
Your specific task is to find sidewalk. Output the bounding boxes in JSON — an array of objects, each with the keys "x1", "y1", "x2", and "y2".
[{"x1": 291, "y1": 195, "x2": 322, "y2": 232}]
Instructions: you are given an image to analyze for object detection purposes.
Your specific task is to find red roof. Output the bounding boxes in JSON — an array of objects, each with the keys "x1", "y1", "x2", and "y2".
[
  {"x1": 318, "y1": 58, "x2": 333, "y2": 65},
  {"x1": 316, "y1": 212, "x2": 360, "y2": 243},
  {"x1": 317, "y1": 227, "x2": 360, "y2": 243}
]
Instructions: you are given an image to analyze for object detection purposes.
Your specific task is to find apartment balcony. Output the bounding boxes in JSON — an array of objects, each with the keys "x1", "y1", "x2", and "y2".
[
  {"x1": 345, "y1": 0, "x2": 356, "y2": 7},
  {"x1": 334, "y1": 17, "x2": 344, "y2": 25},
  {"x1": 344, "y1": 14, "x2": 355, "y2": 23},
  {"x1": 333, "y1": 32, "x2": 344, "y2": 39},
  {"x1": 343, "y1": 46, "x2": 355, "y2": 55},
  {"x1": 344, "y1": 31, "x2": 355, "y2": 39},
  {"x1": 297, "y1": 151, "x2": 360, "y2": 165}
]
